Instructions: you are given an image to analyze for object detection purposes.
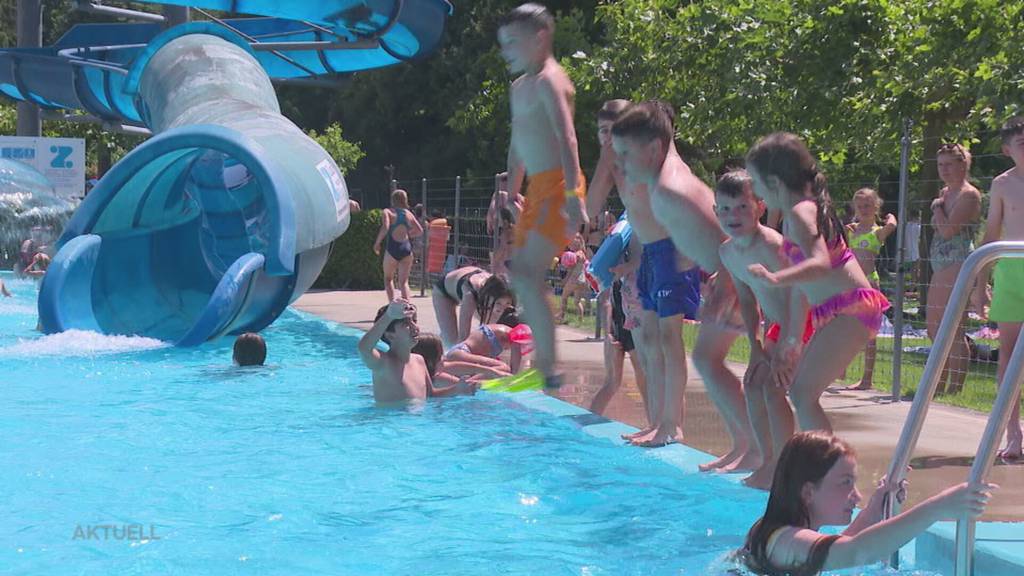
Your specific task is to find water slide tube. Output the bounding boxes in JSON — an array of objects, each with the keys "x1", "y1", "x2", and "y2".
[
  {"x1": 38, "y1": 25, "x2": 351, "y2": 345},
  {"x1": 587, "y1": 215, "x2": 632, "y2": 291}
]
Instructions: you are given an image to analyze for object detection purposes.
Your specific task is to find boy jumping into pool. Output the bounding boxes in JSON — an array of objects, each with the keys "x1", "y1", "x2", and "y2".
[
  {"x1": 612, "y1": 101, "x2": 756, "y2": 468},
  {"x1": 358, "y1": 300, "x2": 477, "y2": 404},
  {"x1": 498, "y1": 3, "x2": 587, "y2": 389},
  {"x1": 587, "y1": 98, "x2": 700, "y2": 447},
  {"x1": 984, "y1": 115, "x2": 1024, "y2": 460},
  {"x1": 716, "y1": 170, "x2": 810, "y2": 488}
]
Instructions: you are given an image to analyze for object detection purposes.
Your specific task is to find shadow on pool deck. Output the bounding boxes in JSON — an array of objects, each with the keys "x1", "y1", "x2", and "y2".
[{"x1": 295, "y1": 289, "x2": 1024, "y2": 522}]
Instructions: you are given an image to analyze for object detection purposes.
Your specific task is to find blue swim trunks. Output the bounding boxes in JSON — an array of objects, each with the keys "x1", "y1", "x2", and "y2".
[{"x1": 637, "y1": 237, "x2": 701, "y2": 319}]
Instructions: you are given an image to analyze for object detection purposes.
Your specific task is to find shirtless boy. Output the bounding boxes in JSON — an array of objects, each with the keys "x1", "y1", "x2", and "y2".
[
  {"x1": 717, "y1": 170, "x2": 809, "y2": 487},
  {"x1": 611, "y1": 101, "x2": 756, "y2": 470},
  {"x1": 498, "y1": 3, "x2": 588, "y2": 389},
  {"x1": 588, "y1": 99, "x2": 701, "y2": 448},
  {"x1": 358, "y1": 301, "x2": 476, "y2": 404},
  {"x1": 984, "y1": 116, "x2": 1024, "y2": 460}
]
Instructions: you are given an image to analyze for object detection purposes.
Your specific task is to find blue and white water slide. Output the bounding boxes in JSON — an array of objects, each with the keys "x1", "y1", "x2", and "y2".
[{"x1": 0, "y1": 1, "x2": 452, "y2": 345}]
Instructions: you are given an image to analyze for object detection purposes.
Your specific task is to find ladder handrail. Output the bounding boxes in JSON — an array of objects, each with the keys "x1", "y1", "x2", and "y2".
[{"x1": 883, "y1": 241, "x2": 1024, "y2": 574}]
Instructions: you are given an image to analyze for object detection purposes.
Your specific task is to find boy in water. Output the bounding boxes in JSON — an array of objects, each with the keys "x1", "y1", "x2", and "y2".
[
  {"x1": 611, "y1": 101, "x2": 756, "y2": 469},
  {"x1": 358, "y1": 300, "x2": 476, "y2": 404},
  {"x1": 498, "y1": 3, "x2": 588, "y2": 389},
  {"x1": 587, "y1": 98, "x2": 701, "y2": 447},
  {"x1": 985, "y1": 116, "x2": 1024, "y2": 459},
  {"x1": 233, "y1": 332, "x2": 267, "y2": 366},
  {"x1": 717, "y1": 170, "x2": 810, "y2": 488}
]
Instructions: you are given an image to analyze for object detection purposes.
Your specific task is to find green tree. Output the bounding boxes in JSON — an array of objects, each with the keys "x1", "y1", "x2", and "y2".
[{"x1": 307, "y1": 123, "x2": 365, "y2": 174}]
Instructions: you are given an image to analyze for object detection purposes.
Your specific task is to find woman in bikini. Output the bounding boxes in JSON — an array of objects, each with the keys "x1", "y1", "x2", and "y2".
[
  {"x1": 741, "y1": 431, "x2": 993, "y2": 576},
  {"x1": 746, "y1": 132, "x2": 890, "y2": 435},
  {"x1": 432, "y1": 266, "x2": 515, "y2": 349},
  {"x1": 927, "y1": 143, "x2": 982, "y2": 396},
  {"x1": 374, "y1": 189, "x2": 423, "y2": 303},
  {"x1": 846, "y1": 188, "x2": 897, "y2": 390}
]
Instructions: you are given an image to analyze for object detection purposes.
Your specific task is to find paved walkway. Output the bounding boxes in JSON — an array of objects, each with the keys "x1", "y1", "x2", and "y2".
[{"x1": 295, "y1": 289, "x2": 1023, "y2": 520}]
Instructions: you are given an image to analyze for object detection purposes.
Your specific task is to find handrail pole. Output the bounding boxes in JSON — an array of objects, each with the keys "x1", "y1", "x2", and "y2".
[
  {"x1": 954, "y1": 314, "x2": 1024, "y2": 575},
  {"x1": 883, "y1": 242, "x2": 1024, "y2": 571}
]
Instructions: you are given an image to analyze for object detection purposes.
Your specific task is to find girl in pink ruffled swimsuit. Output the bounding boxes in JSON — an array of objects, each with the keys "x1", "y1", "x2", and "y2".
[{"x1": 745, "y1": 132, "x2": 890, "y2": 435}]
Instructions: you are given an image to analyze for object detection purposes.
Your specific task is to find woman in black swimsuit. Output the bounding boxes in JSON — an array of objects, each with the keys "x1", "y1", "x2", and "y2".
[
  {"x1": 432, "y1": 266, "x2": 515, "y2": 348},
  {"x1": 374, "y1": 189, "x2": 423, "y2": 303}
]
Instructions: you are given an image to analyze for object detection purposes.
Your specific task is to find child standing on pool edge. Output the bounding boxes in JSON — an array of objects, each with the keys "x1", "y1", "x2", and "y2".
[
  {"x1": 498, "y1": 3, "x2": 587, "y2": 390},
  {"x1": 745, "y1": 133, "x2": 889, "y2": 435}
]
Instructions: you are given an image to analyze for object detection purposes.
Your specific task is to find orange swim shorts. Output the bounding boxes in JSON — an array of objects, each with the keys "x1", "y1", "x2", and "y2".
[{"x1": 513, "y1": 168, "x2": 586, "y2": 249}]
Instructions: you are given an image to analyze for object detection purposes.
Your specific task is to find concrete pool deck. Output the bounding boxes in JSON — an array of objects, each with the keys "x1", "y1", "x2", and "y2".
[{"x1": 295, "y1": 288, "x2": 1024, "y2": 573}]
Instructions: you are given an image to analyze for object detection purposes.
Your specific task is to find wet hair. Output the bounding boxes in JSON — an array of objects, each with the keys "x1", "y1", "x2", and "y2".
[
  {"x1": 611, "y1": 100, "x2": 674, "y2": 150},
  {"x1": 852, "y1": 187, "x2": 883, "y2": 217},
  {"x1": 391, "y1": 189, "x2": 409, "y2": 209},
  {"x1": 233, "y1": 332, "x2": 266, "y2": 366},
  {"x1": 745, "y1": 431, "x2": 855, "y2": 573},
  {"x1": 597, "y1": 99, "x2": 632, "y2": 122},
  {"x1": 496, "y1": 307, "x2": 521, "y2": 328},
  {"x1": 373, "y1": 304, "x2": 418, "y2": 345},
  {"x1": 411, "y1": 333, "x2": 444, "y2": 377},
  {"x1": 715, "y1": 169, "x2": 753, "y2": 199},
  {"x1": 1000, "y1": 115, "x2": 1024, "y2": 144},
  {"x1": 746, "y1": 132, "x2": 845, "y2": 246},
  {"x1": 476, "y1": 275, "x2": 515, "y2": 324},
  {"x1": 936, "y1": 142, "x2": 973, "y2": 170},
  {"x1": 430, "y1": 208, "x2": 445, "y2": 219},
  {"x1": 498, "y1": 3, "x2": 555, "y2": 34}
]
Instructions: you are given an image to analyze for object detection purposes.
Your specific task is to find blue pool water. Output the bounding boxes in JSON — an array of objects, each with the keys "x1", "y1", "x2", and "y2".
[{"x1": 0, "y1": 272, "x2": 938, "y2": 575}]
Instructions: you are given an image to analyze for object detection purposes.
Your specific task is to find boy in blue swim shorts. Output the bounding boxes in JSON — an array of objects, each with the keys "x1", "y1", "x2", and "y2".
[{"x1": 636, "y1": 238, "x2": 701, "y2": 321}]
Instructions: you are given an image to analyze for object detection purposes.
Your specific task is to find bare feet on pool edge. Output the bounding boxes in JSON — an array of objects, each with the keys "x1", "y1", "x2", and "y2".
[
  {"x1": 742, "y1": 465, "x2": 775, "y2": 490},
  {"x1": 622, "y1": 427, "x2": 654, "y2": 441},
  {"x1": 629, "y1": 425, "x2": 684, "y2": 448},
  {"x1": 718, "y1": 450, "x2": 762, "y2": 474},
  {"x1": 698, "y1": 448, "x2": 746, "y2": 472}
]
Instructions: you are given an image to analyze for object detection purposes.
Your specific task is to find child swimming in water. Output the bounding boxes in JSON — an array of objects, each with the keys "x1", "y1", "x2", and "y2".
[
  {"x1": 233, "y1": 332, "x2": 266, "y2": 366},
  {"x1": 742, "y1": 431, "x2": 995, "y2": 575}
]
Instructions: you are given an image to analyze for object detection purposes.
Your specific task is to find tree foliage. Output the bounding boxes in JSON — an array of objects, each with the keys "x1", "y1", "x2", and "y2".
[{"x1": 307, "y1": 123, "x2": 365, "y2": 174}]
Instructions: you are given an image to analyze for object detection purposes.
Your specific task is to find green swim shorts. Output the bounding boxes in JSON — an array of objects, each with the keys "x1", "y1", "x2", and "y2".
[{"x1": 990, "y1": 259, "x2": 1024, "y2": 323}]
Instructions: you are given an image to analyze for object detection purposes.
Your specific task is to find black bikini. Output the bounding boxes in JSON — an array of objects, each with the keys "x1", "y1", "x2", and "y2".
[{"x1": 435, "y1": 269, "x2": 485, "y2": 303}]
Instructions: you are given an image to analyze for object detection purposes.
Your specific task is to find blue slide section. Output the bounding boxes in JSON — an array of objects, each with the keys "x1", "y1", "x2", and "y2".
[{"x1": 0, "y1": 4, "x2": 449, "y2": 345}]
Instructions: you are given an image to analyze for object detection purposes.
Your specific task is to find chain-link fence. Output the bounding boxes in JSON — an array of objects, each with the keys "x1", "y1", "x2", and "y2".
[{"x1": 370, "y1": 122, "x2": 1014, "y2": 405}]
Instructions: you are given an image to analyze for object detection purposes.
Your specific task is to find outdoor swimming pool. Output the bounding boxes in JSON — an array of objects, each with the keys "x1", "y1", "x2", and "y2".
[{"x1": 2, "y1": 272, "x2": 944, "y2": 575}]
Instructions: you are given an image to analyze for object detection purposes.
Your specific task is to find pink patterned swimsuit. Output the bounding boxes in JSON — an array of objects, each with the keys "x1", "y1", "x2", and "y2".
[{"x1": 783, "y1": 236, "x2": 890, "y2": 337}]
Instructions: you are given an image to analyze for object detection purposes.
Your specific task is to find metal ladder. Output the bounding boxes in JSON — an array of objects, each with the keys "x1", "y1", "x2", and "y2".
[{"x1": 883, "y1": 241, "x2": 1024, "y2": 575}]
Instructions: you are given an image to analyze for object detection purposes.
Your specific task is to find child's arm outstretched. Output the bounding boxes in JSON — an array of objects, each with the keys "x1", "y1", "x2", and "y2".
[
  {"x1": 749, "y1": 201, "x2": 834, "y2": 286},
  {"x1": 442, "y1": 359, "x2": 511, "y2": 379},
  {"x1": 428, "y1": 374, "x2": 479, "y2": 397},
  {"x1": 771, "y1": 482, "x2": 995, "y2": 572}
]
